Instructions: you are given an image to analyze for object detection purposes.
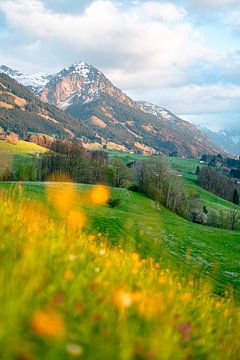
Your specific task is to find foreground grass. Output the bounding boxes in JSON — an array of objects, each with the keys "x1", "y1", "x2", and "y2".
[
  {"x1": 1, "y1": 182, "x2": 240, "y2": 295},
  {"x1": 0, "y1": 187, "x2": 240, "y2": 359}
]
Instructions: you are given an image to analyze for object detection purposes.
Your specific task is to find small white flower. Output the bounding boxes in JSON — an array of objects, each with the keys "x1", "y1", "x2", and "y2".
[
  {"x1": 66, "y1": 343, "x2": 83, "y2": 357},
  {"x1": 99, "y1": 249, "x2": 106, "y2": 256},
  {"x1": 68, "y1": 254, "x2": 77, "y2": 262},
  {"x1": 95, "y1": 267, "x2": 100, "y2": 273}
]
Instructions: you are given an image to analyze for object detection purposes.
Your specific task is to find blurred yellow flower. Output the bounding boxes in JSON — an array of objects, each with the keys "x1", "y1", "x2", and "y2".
[
  {"x1": 67, "y1": 210, "x2": 86, "y2": 229},
  {"x1": 46, "y1": 179, "x2": 76, "y2": 213},
  {"x1": 64, "y1": 270, "x2": 74, "y2": 281},
  {"x1": 31, "y1": 309, "x2": 65, "y2": 339},
  {"x1": 180, "y1": 293, "x2": 192, "y2": 303},
  {"x1": 88, "y1": 234, "x2": 95, "y2": 242},
  {"x1": 90, "y1": 185, "x2": 110, "y2": 205},
  {"x1": 113, "y1": 289, "x2": 133, "y2": 309}
]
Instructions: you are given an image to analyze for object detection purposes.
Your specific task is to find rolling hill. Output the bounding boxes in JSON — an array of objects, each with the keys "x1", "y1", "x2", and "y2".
[{"x1": 0, "y1": 140, "x2": 46, "y2": 178}]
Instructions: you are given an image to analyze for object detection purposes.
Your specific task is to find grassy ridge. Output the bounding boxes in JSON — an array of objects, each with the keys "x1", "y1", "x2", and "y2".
[
  {"x1": 0, "y1": 187, "x2": 240, "y2": 359},
  {"x1": 1, "y1": 182, "x2": 240, "y2": 293},
  {"x1": 0, "y1": 140, "x2": 46, "y2": 176}
]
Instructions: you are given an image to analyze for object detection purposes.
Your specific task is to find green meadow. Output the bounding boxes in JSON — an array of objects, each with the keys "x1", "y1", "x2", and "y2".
[
  {"x1": 1, "y1": 181, "x2": 239, "y2": 294},
  {"x1": 0, "y1": 143, "x2": 240, "y2": 359}
]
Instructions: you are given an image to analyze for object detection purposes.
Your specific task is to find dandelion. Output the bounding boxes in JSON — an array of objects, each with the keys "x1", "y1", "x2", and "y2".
[
  {"x1": 89, "y1": 185, "x2": 110, "y2": 205},
  {"x1": 31, "y1": 309, "x2": 65, "y2": 339}
]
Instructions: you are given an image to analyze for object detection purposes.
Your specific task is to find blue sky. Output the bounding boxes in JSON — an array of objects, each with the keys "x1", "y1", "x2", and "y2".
[{"x1": 0, "y1": 0, "x2": 240, "y2": 130}]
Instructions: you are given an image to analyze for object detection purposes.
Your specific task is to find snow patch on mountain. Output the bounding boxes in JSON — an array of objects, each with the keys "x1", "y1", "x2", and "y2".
[
  {"x1": 0, "y1": 65, "x2": 53, "y2": 93},
  {"x1": 137, "y1": 101, "x2": 182, "y2": 123}
]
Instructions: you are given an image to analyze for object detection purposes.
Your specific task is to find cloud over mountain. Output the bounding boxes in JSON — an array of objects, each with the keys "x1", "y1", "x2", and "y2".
[{"x1": 0, "y1": 0, "x2": 240, "y2": 130}]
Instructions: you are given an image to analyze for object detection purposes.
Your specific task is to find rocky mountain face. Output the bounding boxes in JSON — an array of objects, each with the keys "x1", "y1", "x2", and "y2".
[
  {"x1": 0, "y1": 73, "x2": 89, "y2": 138},
  {"x1": 200, "y1": 127, "x2": 240, "y2": 156},
  {"x1": 0, "y1": 62, "x2": 225, "y2": 157},
  {"x1": 39, "y1": 62, "x2": 135, "y2": 110}
]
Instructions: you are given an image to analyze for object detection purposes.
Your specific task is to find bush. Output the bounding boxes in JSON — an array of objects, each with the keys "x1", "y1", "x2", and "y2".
[{"x1": 108, "y1": 198, "x2": 122, "y2": 208}]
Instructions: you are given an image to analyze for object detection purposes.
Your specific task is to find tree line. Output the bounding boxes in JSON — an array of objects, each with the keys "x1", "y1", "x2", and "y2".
[
  {"x1": 1, "y1": 139, "x2": 240, "y2": 231},
  {"x1": 198, "y1": 166, "x2": 239, "y2": 205}
]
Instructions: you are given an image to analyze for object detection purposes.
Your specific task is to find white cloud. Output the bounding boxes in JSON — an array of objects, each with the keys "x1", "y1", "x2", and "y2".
[
  {"x1": 0, "y1": 0, "x2": 239, "y2": 130},
  {"x1": 0, "y1": 0, "x2": 211, "y2": 79}
]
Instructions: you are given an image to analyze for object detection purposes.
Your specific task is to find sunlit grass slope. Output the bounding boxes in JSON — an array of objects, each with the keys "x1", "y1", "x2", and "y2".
[
  {"x1": 0, "y1": 186, "x2": 240, "y2": 359},
  {"x1": 1, "y1": 182, "x2": 240, "y2": 293},
  {"x1": 0, "y1": 140, "x2": 46, "y2": 175}
]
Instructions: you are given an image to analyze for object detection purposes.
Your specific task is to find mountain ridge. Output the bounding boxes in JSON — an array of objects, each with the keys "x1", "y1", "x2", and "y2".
[{"x1": 0, "y1": 62, "x2": 226, "y2": 157}]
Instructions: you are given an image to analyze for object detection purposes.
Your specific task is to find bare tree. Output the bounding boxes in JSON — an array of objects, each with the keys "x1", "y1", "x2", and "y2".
[{"x1": 227, "y1": 209, "x2": 240, "y2": 231}]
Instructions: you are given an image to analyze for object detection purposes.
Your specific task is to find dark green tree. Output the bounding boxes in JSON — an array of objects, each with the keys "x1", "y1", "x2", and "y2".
[{"x1": 233, "y1": 189, "x2": 240, "y2": 205}]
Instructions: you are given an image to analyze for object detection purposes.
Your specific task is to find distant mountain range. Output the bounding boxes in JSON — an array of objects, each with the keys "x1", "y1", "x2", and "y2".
[
  {"x1": 200, "y1": 127, "x2": 240, "y2": 156},
  {"x1": 0, "y1": 62, "x2": 226, "y2": 157}
]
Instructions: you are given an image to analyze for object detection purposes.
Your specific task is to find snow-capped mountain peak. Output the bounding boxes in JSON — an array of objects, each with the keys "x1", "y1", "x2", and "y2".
[{"x1": 0, "y1": 65, "x2": 53, "y2": 93}]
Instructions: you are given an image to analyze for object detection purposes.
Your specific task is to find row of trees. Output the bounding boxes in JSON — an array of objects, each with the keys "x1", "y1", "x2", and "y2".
[
  {"x1": 132, "y1": 159, "x2": 208, "y2": 224},
  {"x1": 206, "y1": 208, "x2": 240, "y2": 231},
  {"x1": 198, "y1": 166, "x2": 239, "y2": 205}
]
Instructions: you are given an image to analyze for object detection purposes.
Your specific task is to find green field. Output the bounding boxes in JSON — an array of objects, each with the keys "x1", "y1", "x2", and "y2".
[
  {"x1": 0, "y1": 143, "x2": 239, "y2": 292},
  {"x1": 1, "y1": 145, "x2": 240, "y2": 358},
  {"x1": 0, "y1": 140, "x2": 46, "y2": 176},
  {"x1": 1, "y1": 181, "x2": 239, "y2": 294},
  {"x1": 1, "y1": 190, "x2": 240, "y2": 359}
]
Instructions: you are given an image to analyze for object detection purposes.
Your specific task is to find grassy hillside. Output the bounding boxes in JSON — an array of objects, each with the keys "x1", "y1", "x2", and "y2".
[
  {"x1": 1, "y1": 181, "x2": 239, "y2": 293},
  {"x1": 0, "y1": 185, "x2": 240, "y2": 359},
  {"x1": 0, "y1": 140, "x2": 46, "y2": 176},
  {"x1": 168, "y1": 157, "x2": 238, "y2": 211}
]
